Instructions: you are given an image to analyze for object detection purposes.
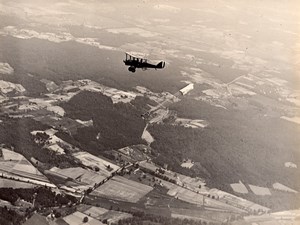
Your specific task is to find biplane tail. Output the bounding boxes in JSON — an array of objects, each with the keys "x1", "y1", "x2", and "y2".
[{"x1": 156, "y1": 61, "x2": 165, "y2": 69}]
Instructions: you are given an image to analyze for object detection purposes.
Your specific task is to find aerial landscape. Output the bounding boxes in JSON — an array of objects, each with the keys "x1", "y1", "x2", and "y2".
[{"x1": 0, "y1": 0, "x2": 299, "y2": 224}]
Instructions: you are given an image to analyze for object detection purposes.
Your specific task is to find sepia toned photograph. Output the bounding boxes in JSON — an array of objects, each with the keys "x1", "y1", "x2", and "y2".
[{"x1": 0, "y1": 0, "x2": 299, "y2": 224}]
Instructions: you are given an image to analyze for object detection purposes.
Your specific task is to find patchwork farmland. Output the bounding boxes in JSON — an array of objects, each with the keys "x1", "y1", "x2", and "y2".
[
  {"x1": 0, "y1": 148, "x2": 52, "y2": 186},
  {"x1": 62, "y1": 211, "x2": 105, "y2": 225},
  {"x1": 46, "y1": 167, "x2": 107, "y2": 189},
  {"x1": 91, "y1": 176, "x2": 153, "y2": 203},
  {"x1": 78, "y1": 205, "x2": 132, "y2": 224},
  {"x1": 0, "y1": 178, "x2": 36, "y2": 189},
  {"x1": 73, "y1": 152, "x2": 119, "y2": 177}
]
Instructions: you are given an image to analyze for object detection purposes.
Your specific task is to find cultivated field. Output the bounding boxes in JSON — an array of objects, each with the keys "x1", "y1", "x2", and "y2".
[
  {"x1": 249, "y1": 184, "x2": 271, "y2": 196},
  {"x1": 176, "y1": 174, "x2": 206, "y2": 191},
  {"x1": 72, "y1": 152, "x2": 119, "y2": 177},
  {"x1": 167, "y1": 185, "x2": 204, "y2": 205},
  {"x1": 92, "y1": 176, "x2": 153, "y2": 203},
  {"x1": 49, "y1": 167, "x2": 106, "y2": 186},
  {"x1": 78, "y1": 205, "x2": 108, "y2": 219},
  {"x1": 155, "y1": 178, "x2": 247, "y2": 214},
  {"x1": 230, "y1": 181, "x2": 249, "y2": 194},
  {"x1": 78, "y1": 204, "x2": 132, "y2": 224},
  {"x1": 0, "y1": 62, "x2": 13, "y2": 74},
  {"x1": 0, "y1": 148, "x2": 50, "y2": 183},
  {"x1": 209, "y1": 189, "x2": 270, "y2": 213},
  {"x1": 73, "y1": 79, "x2": 138, "y2": 104},
  {"x1": 0, "y1": 178, "x2": 36, "y2": 188},
  {"x1": 99, "y1": 210, "x2": 132, "y2": 224},
  {"x1": 241, "y1": 209, "x2": 300, "y2": 225},
  {"x1": 171, "y1": 208, "x2": 233, "y2": 224},
  {"x1": 141, "y1": 127, "x2": 154, "y2": 144},
  {"x1": 63, "y1": 211, "x2": 105, "y2": 225},
  {"x1": 2, "y1": 149, "x2": 24, "y2": 161},
  {"x1": 181, "y1": 160, "x2": 194, "y2": 169},
  {"x1": 273, "y1": 182, "x2": 298, "y2": 193},
  {"x1": 140, "y1": 161, "x2": 206, "y2": 191}
]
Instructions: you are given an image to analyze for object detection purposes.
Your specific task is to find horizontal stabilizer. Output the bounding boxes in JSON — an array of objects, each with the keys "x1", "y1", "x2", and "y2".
[{"x1": 156, "y1": 61, "x2": 166, "y2": 69}]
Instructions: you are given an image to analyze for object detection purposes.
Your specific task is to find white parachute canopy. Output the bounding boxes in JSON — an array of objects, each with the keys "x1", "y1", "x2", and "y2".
[{"x1": 179, "y1": 83, "x2": 194, "y2": 95}]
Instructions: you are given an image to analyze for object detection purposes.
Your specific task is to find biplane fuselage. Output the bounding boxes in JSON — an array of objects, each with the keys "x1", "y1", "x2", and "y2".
[{"x1": 123, "y1": 53, "x2": 165, "y2": 72}]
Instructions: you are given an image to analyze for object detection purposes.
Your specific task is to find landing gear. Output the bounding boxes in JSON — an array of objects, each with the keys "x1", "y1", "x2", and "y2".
[{"x1": 128, "y1": 66, "x2": 136, "y2": 73}]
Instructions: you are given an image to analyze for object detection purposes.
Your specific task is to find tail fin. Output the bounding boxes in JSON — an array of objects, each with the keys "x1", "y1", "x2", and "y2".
[{"x1": 156, "y1": 61, "x2": 165, "y2": 69}]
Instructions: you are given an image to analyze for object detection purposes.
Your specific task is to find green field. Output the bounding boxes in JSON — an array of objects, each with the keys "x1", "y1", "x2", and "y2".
[{"x1": 92, "y1": 176, "x2": 153, "y2": 203}]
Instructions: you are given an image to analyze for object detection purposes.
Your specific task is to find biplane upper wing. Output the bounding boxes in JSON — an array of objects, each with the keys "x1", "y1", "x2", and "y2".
[{"x1": 125, "y1": 51, "x2": 148, "y2": 60}]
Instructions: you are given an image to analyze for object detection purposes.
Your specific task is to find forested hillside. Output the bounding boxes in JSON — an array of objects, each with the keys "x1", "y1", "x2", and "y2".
[
  {"x1": 150, "y1": 99, "x2": 300, "y2": 191},
  {"x1": 61, "y1": 91, "x2": 145, "y2": 152}
]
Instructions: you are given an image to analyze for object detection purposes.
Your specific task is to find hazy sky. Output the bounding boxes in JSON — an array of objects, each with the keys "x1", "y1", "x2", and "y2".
[{"x1": 0, "y1": 0, "x2": 299, "y2": 86}]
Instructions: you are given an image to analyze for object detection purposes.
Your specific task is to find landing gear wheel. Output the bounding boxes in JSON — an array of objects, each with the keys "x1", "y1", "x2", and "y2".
[{"x1": 128, "y1": 66, "x2": 136, "y2": 73}]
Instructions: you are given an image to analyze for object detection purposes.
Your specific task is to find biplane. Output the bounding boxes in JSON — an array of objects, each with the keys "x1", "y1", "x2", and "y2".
[{"x1": 123, "y1": 52, "x2": 165, "y2": 73}]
